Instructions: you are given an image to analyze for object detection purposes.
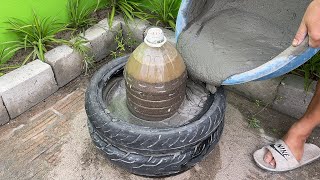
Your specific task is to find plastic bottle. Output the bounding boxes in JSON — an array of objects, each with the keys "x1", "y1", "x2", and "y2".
[{"x1": 124, "y1": 28, "x2": 187, "y2": 121}]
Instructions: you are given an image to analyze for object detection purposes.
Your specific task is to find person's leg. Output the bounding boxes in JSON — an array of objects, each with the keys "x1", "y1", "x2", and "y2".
[{"x1": 264, "y1": 81, "x2": 320, "y2": 167}]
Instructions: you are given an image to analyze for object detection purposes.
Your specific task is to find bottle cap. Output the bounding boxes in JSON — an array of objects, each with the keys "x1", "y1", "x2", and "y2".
[{"x1": 144, "y1": 28, "x2": 167, "y2": 47}]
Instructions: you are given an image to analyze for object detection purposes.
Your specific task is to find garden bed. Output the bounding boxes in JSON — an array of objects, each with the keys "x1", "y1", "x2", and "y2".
[
  {"x1": 0, "y1": 0, "x2": 181, "y2": 76},
  {"x1": 0, "y1": 16, "x2": 121, "y2": 124}
]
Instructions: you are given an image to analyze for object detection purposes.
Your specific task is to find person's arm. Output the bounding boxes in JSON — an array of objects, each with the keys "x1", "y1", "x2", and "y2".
[{"x1": 293, "y1": 0, "x2": 320, "y2": 47}]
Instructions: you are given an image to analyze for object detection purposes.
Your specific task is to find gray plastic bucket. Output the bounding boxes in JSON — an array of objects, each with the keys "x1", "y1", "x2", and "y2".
[{"x1": 176, "y1": 0, "x2": 319, "y2": 85}]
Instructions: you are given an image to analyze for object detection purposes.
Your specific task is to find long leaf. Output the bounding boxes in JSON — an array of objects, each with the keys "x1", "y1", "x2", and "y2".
[
  {"x1": 22, "y1": 51, "x2": 35, "y2": 65},
  {"x1": 108, "y1": 5, "x2": 116, "y2": 27}
]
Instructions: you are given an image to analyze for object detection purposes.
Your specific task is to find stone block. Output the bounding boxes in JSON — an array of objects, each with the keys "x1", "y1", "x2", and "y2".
[
  {"x1": 45, "y1": 45, "x2": 83, "y2": 87},
  {"x1": 272, "y1": 75, "x2": 316, "y2": 119},
  {"x1": 83, "y1": 17, "x2": 122, "y2": 61},
  {"x1": 0, "y1": 96, "x2": 9, "y2": 125},
  {"x1": 0, "y1": 60, "x2": 58, "y2": 118},
  {"x1": 122, "y1": 19, "x2": 151, "y2": 44},
  {"x1": 226, "y1": 77, "x2": 282, "y2": 104}
]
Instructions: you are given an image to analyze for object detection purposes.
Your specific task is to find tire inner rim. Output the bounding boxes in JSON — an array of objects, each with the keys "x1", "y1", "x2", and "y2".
[{"x1": 102, "y1": 68, "x2": 215, "y2": 129}]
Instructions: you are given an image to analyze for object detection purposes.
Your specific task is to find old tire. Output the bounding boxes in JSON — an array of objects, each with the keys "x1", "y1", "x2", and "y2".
[
  {"x1": 85, "y1": 56, "x2": 226, "y2": 154},
  {"x1": 88, "y1": 120, "x2": 224, "y2": 177}
]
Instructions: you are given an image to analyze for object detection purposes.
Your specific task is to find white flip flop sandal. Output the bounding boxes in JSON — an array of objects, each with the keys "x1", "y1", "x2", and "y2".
[{"x1": 253, "y1": 140, "x2": 320, "y2": 172}]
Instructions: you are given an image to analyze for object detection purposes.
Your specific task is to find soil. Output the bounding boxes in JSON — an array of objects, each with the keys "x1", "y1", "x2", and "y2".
[
  {"x1": 91, "y1": 8, "x2": 109, "y2": 22},
  {"x1": 55, "y1": 30, "x2": 73, "y2": 41},
  {"x1": 1, "y1": 48, "x2": 33, "y2": 74}
]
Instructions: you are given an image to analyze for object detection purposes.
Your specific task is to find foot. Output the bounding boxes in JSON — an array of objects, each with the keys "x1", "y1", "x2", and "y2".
[{"x1": 264, "y1": 121, "x2": 311, "y2": 167}]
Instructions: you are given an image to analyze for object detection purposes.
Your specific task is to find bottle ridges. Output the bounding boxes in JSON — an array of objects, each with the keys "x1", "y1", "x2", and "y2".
[{"x1": 125, "y1": 71, "x2": 187, "y2": 121}]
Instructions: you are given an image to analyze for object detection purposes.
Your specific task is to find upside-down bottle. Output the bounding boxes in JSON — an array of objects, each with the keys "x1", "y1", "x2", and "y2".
[{"x1": 124, "y1": 28, "x2": 187, "y2": 121}]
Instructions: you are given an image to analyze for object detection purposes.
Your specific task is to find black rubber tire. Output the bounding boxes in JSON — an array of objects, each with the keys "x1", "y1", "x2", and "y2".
[
  {"x1": 88, "y1": 120, "x2": 224, "y2": 177},
  {"x1": 85, "y1": 56, "x2": 226, "y2": 153}
]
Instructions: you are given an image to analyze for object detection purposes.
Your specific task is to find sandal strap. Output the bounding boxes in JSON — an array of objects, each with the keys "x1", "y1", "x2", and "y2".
[{"x1": 266, "y1": 140, "x2": 299, "y2": 170}]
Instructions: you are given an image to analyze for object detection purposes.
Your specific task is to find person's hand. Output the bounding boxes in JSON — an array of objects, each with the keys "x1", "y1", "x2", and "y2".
[{"x1": 293, "y1": 0, "x2": 320, "y2": 48}]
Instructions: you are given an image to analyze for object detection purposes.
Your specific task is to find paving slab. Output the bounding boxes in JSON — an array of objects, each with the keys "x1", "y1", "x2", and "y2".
[
  {"x1": 0, "y1": 60, "x2": 58, "y2": 119},
  {"x1": 83, "y1": 18, "x2": 122, "y2": 61},
  {"x1": 122, "y1": 19, "x2": 151, "y2": 45},
  {"x1": 0, "y1": 74, "x2": 319, "y2": 180}
]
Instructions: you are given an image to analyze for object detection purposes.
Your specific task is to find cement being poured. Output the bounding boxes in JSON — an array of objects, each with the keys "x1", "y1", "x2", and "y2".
[{"x1": 177, "y1": 0, "x2": 311, "y2": 87}]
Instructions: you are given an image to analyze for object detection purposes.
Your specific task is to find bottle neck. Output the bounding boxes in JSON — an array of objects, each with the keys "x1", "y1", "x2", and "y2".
[{"x1": 144, "y1": 35, "x2": 167, "y2": 47}]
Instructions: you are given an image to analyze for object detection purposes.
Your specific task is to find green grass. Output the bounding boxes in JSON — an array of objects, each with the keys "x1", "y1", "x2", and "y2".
[
  {"x1": 248, "y1": 116, "x2": 261, "y2": 129},
  {"x1": 142, "y1": 0, "x2": 181, "y2": 30},
  {"x1": 101, "y1": 0, "x2": 182, "y2": 29},
  {"x1": 103, "y1": 0, "x2": 147, "y2": 28},
  {"x1": 67, "y1": 0, "x2": 99, "y2": 32},
  {"x1": 2, "y1": 12, "x2": 70, "y2": 65},
  {"x1": 293, "y1": 52, "x2": 320, "y2": 90}
]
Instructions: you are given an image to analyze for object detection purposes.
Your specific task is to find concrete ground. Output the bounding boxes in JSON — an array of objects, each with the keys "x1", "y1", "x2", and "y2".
[{"x1": 0, "y1": 73, "x2": 320, "y2": 180}]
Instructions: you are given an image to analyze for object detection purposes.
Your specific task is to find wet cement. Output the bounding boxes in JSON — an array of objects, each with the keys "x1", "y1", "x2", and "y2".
[
  {"x1": 177, "y1": 0, "x2": 311, "y2": 86},
  {"x1": 104, "y1": 77, "x2": 210, "y2": 128}
]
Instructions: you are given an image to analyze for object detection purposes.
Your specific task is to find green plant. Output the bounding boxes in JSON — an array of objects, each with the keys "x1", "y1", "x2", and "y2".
[
  {"x1": 110, "y1": 30, "x2": 126, "y2": 58},
  {"x1": 275, "y1": 96, "x2": 283, "y2": 101},
  {"x1": 110, "y1": 29, "x2": 138, "y2": 58},
  {"x1": 2, "y1": 12, "x2": 70, "y2": 65},
  {"x1": 0, "y1": 48, "x2": 8, "y2": 65},
  {"x1": 104, "y1": 0, "x2": 146, "y2": 27},
  {"x1": 142, "y1": 0, "x2": 181, "y2": 29},
  {"x1": 67, "y1": 0, "x2": 99, "y2": 31},
  {"x1": 0, "y1": 48, "x2": 11, "y2": 76},
  {"x1": 248, "y1": 100, "x2": 271, "y2": 129},
  {"x1": 255, "y1": 99, "x2": 263, "y2": 107},
  {"x1": 293, "y1": 52, "x2": 320, "y2": 91},
  {"x1": 123, "y1": 30, "x2": 138, "y2": 51},
  {"x1": 70, "y1": 36, "x2": 94, "y2": 75},
  {"x1": 271, "y1": 128, "x2": 278, "y2": 133},
  {"x1": 0, "y1": 48, "x2": 20, "y2": 76},
  {"x1": 248, "y1": 116, "x2": 261, "y2": 129}
]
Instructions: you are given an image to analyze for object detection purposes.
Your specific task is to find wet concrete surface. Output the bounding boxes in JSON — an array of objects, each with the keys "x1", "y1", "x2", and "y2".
[
  {"x1": 0, "y1": 73, "x2": 320, "y2": 180},
  {"x1": 178, "y1": 0, "x2": 310, "y2": 86}
]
